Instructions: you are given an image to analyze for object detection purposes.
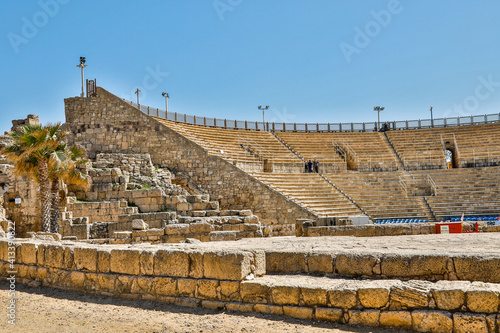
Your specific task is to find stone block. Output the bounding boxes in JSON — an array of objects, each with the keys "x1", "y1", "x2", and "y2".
[
  {"x1": 253, "y1": 304, "x2": 283, "y2": 315},
  {"x1": 412, "y1": 310, "x2": 453, "y2": 333},
  {"x1": 197, "y1": 279, "x2": 220, "y2": 300},
  {"x1": 44, "y1": 245, "x2": 64, "y2": 269},
  {"x1": 201, "y1": 300, "x2": 225, "y2": 311},
  {"x1": 243, "y1": 215, "x2": 259, "y2": 224},
  {"x1": 74, "y1": 247, "x2": 98, "y2": 272},
  {"x1": 110, "y1": 249, "x2": 140, "y2": 275},
  {"x1": 131, "y1": 277, "x2": 153, "y2": 294},
  {"x1": 301, "y1": 287, "x2": 327, "y2": 306},
  {"x1": 431, "y1": 280, "x2": 469, "y2": 311},
  {"x1": 153, "y1": 277, "x2": 177, "y2": 297},
  {"x1": 132, "y1": 219, "x2": 148, "y2": 230},
  {"x1": 203, "y1": 251, "x2": 254, "y2": 281},
  {"x1": 379, "y1": 311, "x2": 412, "y2": 329},
  {"x1": 239, "y1": 210, "x2": 252, "y2": 216},
  {"x1": 381, "y1": 254, "x2": 448, "y2": 279},
  {"x1": 358, "y1": 285, "x2": 390, "y2": 308},
  {"x1": 266, "y1": 251, "x2": 307, "y2": 273},
  {"x1": 335, "y1": 253, "x2": 377, "y2": 277},
  {"x1": 226, "y1": 302, "x2": 254, "y2": 313},
  {"x1": 454, "y1": 257, "x2": 500, "y2": 283},
  {"x1": 390, "y1": 280, "x2": 431, "y2": 309},
  {"x1": 164, "y1": 224, "x2": 189, "y2": 235},
  {"x1": 209, "y1": 231, "x2": 236, "y2": 242},
  {"x1": 307, "y1": 253, "x2": 334, "y2": 274},
  {"x1": 189, "y1": 222, "x2": 213, "y2": 234},
  {"x1": 154, "y1": 250, "x2": 189, "y2": 278},
  {"x1": 97, "y1": 250, "x2": 111, "y2": 273},
  {"x1": 453, "y1": 313, "x2": 488, "y2": 333},
  {"x1": 220, "y1": 280, "x2": 240, "y2": 302},
  {"x1": 241, "y1": 281, "x2": 270, "y2": 303},
  {"x1": 20, "y1": 243, "x2": 37, "y2": 265},
  {"x1": 98, "y1": 274, "x2": 116, "y2": 292},
  {"x1": 348, "y1": 310, "x2": 380, "y2": 327},
  {"x1": 315, "y1": 307, "x2": 343, "y2": 322},
  {"x1": 328, "y1": 287, "x2": 358, "y2": 309},
  {"x1": 271, "y1": 286, "x2": 300, "y2": 305},
  {"x1": 188, "y1": 251, "x2": 204, "y2": 278},
  {"x1": 283, "y1": 306, "x2": 313, "y2": 320},
  {"x1": 466, "y1": 284, "x2": 500, "y2": 313},
  {"x1": 191, "y1": 211, "x2": 206, "y2": 217},
  {"x1": 140, "y1": 250, "x2": 155, "y2": 276},
  {"x1": 177, "y1": 278, "x2": 197, "y2": 297}
]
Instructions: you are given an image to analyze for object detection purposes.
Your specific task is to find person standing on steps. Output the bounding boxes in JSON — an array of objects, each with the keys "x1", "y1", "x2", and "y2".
[
  {"x1": 307, "y1": 160, "x2": 313, "y2": 173},
  {"x1": 313, "y1": 159, "x2": 319, "y2": 173}
]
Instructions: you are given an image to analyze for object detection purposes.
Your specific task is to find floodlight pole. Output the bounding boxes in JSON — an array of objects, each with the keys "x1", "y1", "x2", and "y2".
[
  {"x1": 162, "y1": 92, "x2": 170, "y2": 113},
  {"x1": 430, "y1": 106, "x2": 434, "y2": 128},
  {"x1": 373, "y1": 106, "x2": 385, "y2": 131},
  {"x1": 258, "y1": 105, "x2": 269, "y2": 131},
  {"x1": 135, "y1": 89, "x2": 141, "y2": 106},
  {"x1": 76, "y1": 57, "x2": 87, "y2": 97}
]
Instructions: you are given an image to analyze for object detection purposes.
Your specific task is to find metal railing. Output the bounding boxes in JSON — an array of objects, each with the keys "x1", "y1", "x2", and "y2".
[
  {"x1": 428, "y1": 175, "x2": 437, "y2": 196},
  {"x1": 399, "y1": 176, "x2": 408, "y2": 197},
  {"x1": 124, "y1": 99, "x2": 500, "y2": 133}
]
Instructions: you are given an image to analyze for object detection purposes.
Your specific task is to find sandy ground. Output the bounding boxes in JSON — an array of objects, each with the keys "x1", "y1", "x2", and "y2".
[{"x1": 0, "y1": 281, "x2": 411, "y2": 333}]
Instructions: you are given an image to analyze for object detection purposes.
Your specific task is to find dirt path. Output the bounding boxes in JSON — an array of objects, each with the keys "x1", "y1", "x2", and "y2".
[{"x1": 0, "y1": 281, "x2": 410, "y2": 333}]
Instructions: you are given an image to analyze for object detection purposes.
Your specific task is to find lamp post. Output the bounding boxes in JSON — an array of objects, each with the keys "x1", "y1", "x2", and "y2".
[
  {"x1": 135, "y1": 88, "x2": 141, "y2": 106},
  {"x1": 258, "y1": 105, "x2": 269, "y2": 131},
  {"x1": 162, "y1": 92, "x2": 170, "y2": 113},
  {"x1": 373, "y1": 106, "x2": 385, "y2": 131},
  {"x1": 76, "y1": 57, "x2": 87, "y2": 97},
  {"x1": 430, "y1": 106, "x2": 434, "y2": 128}
]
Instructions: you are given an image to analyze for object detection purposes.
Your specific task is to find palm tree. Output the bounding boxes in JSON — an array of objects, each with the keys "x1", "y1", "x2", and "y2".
[
  {"x1": 48, "y1": 145, "x2": 88, "y2": 233},
  {"x1": 3, "y1": 125, "x2": 57, "y2": 232}
]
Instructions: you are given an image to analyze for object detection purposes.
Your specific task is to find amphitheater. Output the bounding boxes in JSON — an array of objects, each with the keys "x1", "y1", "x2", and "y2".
[{"x1": 1, "y1": 85, "x2": 500, "y2": 332}]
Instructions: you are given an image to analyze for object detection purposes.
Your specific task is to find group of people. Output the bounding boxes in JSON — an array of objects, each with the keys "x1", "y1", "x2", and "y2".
[{"x1": 305, "y1": 159, "x2": 319, "y2": 173}]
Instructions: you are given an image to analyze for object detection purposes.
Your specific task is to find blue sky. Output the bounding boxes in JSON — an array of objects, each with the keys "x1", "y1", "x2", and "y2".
[{"x1": 2, "y1": 1, "x2": 500, "y2": 134}]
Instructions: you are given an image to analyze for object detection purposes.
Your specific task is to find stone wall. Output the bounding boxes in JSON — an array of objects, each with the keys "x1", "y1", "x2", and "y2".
[
  {"x1": 64, "y1": 88, "x2": 317, "y2": 235},
  {"x1": 1, "y1": 239, "x2": 499, "y2": 332}
]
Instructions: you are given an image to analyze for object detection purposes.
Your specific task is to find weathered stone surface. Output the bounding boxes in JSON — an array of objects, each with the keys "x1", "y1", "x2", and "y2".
[
  {"x1": 70, "y1": 271, "x2": 85, "y2": 289},
  {"x1": 335, "y1": 253, "x2": 377, "y2": 277},
  {"x1": 381, "y1": 254, "x2": 448, "y2": 279},
  {"x1": 74, "y1": 247, "x2": 98, "y2": 272},
  {"x1": 203, "y1": 251, "x2": 252, "y2": 281},
  {"x1": 177, "y1": 278, "x2": 197, "y2": 297},
  {"x1": 153, "y1": 277, "x2": 177, "y2": 296},
  {"x1": 44, "y1": 245, "x2": 64, "y2": 269},
  {"x1": 20, "y1": 243, "x2": 37, "y2": 265},
  {"x1": 453, "y1": 313, "x2": 488, "y2": 333},
  {"x1": 315, "y1": 307, "x2": 343, "y2": 322},
  {"x1": 348, "y1": 310, "x2": 380, "y2": 327},
  {"x1": 97, "y1": 250, "x2": 111, "y2": 273},
  {"x1": 358, "y1": 284, "x2": 390, "y2": 309},
  {"x1": 197, "y1": 279, "x2": 219, "y2": 300},
  {"x1": 240, "y1": 281, "x2": 270, "y2": 303},
  {"x1": 132, "y1": 219, "x2": 148, "y2": 230},
  {"x1": 328, "y1": 287, "x2": 357, "y2": 309},
  {"x1": 271, "y1": 286, "x2": 300, "y2": 305},
  {"x1": 140, "y1": 250, "x2": 155, "y2": 276},
  {"x1": 454, "y1": 256, "x2": 500, "y2": 283},
  {"x1": 266, "y1": 251, "x2": 307, "y2": 273},
  {"x1": 220, "y1": 280, "x2": 240, "y2": 302},
  {"x1": 307, "y1": 253, "x2": 334, "y2": 274},
  {"x1": 154, "y1": 250, "x2": 189, "y2": 278},
  {"x1": 379, "y1": 311, "x2": 412, "y2": 329},
  {"x1": 390, "y1": 281, "x2": 431, "y2": 309},
  {"x1": 431, "y1": 280, "x2": 469, "y2": 311},
  {"x1": 412, "y1": 310, "x2": 453, "y2": 333},
  {"x1": 188, "y1": 251, "x2": 204, "y2": 278},
  {"x1": 110, "y1": 249, "x2": 140, "y2": 275},
  {"x1": 301, "y1": 287, "x2": 327, "y2": 307},
  {"x1": 466, "y1": 283, "x2": 500, "y2": 313},
  {"x1": 283, "y1": 306, "x2": 313, "y2": 320},
  {"x1": 226, "y1": 302, "x2": 254, "y2": 313},
  {"x1": 253, "y1": 304, "x2": 283, "y2": 315}
]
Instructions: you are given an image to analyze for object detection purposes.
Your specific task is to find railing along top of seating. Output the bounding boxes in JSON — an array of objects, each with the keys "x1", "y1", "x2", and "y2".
[{"x1": 124, "y1": 99, "x2": 500, "y2": 133}]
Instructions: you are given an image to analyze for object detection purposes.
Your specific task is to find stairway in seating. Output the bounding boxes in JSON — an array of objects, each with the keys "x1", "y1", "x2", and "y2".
[
  {"x1": 382, "y1": 132, "x2": 405, "y2": 170},
  {"x1": 251, "y1": 173, "x2": 363, "y2": 218},
  {"x1": 418, "y1": 197, "x2": 438, "y2": 222}
]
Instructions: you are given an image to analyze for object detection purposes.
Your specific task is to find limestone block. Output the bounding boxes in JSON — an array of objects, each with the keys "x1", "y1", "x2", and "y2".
[
  {"x1": 63, "y1": 247, "x2": 75, "y2": 270},
  {"x1": 153, "y1": 277, "x2": 177, "y2": 296},
  {"x1": 209, "y1": 231, "x2": 236, "y2": 242},
  {"x1": 412, "y1": 310, "x2": 453, "y2": 333},
  {"x1": 154, "y1": 250, "x2": 189, "y2": 278},
  {"x1": 98, "y1": 274, "x2": 116, "y2": 292},
  {"x1": 379, "y1": 311, "x2": 412, "y2": 329},
  {"x1": 226, "y1": 302, "x2": 254, "y2": 313},
  {"x1": 243, "y1": 224, "x2": 260, "y2": 232},
  {"x1": 191, "y1": 211, "x2": 206, "y2": 217},
  {"x1": 358, "y1": 285, "x2": 390, "y2": 308},
  {"x1": 97, "y1": 250, "x2": 111, "y2": 273},
  {"x1": 431, "y1": 280, "x2": 469, "y2": 311},
  {"x1": 243, "y1": 215, "x2": 259, "y2": 224},
  {"x1": 283, "y1": 306, "x2": 313, "y2": 320},
  {"x1": 132, "y1": 219, "x2": 149, "y2": 230},
  {"x1": 335, "y1": 253, "x2": 377, "y2": 277},
  {"x1": 226, "y1": 216, "x2": 241, "y2": 225},
  {"x1": 189, "y1": 222, "x2": 213, "y2": 234},
  {"x1": 219, "y1": 280, "x2": 240, "y2": 302},
  {"x1": 174, "y1": 297, "x2": 201, "y2": 308},
  {"x1": 348, "y1": 310, "x2": 380, "y2": 327},
  {"x1": 253, "y1": 250, "x2": 266, "y2": 277},
  {"x1": 74, "y1": 247, "x2": 98, "y2": 272},
  {"x1": 177, "y1": 278, "x2": 197, "y2": 297},
  {"x1": 201, "y1": 300, "x2": 225, "y2": 310},
  {"x1": 70, "y1": 271, "x2": 85, "y2": 289},
  {"x1": 328, "y1": 287, "x2": 358, "y2": 309},
  {"x1": 454, "y1": 257, "x2": 500, "y2": 283},
  {"x1": 239, "y1": 210, "x2": 252, "y2": 217},
  {"x1": 240, "y1": 281, "x2": 270, "y2": 303},
  {"x1": 203, "y1": 251, "x2": 254, "y2": 281},
  {"x1": 253, "y1": 304, "x2": 283, "y2": 316},
  {"x1": 197, "y1": 279, "x2": 220, "y2": 300},
  {"x1": 301, "y1": 287, "x2": 327, "y2": 306},
  {"x1": 390, "y1": 280, "x2": 431, "y2": 309},
  {"x1": 20, "y1": 243, "x2": 37, "y2": 265},
  {"x1": 164, "y1": 224, "x2": 189, "y2": 235},
  {"x1": 381, "y1": 254, "x2": 448, "y2": 279},
  {"x1": 140, "y1": 251, "x2": 154, "y2": 276},
  {"x1": 466, "y1": 284, "x2": 500, "y2": 313},
  {"x1": 315, "y1": 307, "x2": 343, "y2": 322},
  {"x1": 307, "y1": 253, "x2": 334, "y2": 274},
  {"x1": 266, "y1": 251, "x2": 307, "y2": 273},
  {"x1": 453, "y1": 313, "x2": 488, "y2": 333},
  {"x1": 110, "y1": 249, "x2": 140, "y2": 275},
  {"x1": 131, "y1": 277, "x2": 153, "y2": 294},
  {"x1": 271, "y1": 286, "x2": 300, "y2": 305},
  {"x1": 45, "y1": 245, "x2": 65, "y2": 269},
  {"x1": 188, "y1": 251, "x2": 204, "y2": 278}
]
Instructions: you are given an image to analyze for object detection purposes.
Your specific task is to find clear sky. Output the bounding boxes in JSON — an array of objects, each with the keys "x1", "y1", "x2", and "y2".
[{"x1": 2, "y1": 1, "x2": 500, "y2": 134}]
